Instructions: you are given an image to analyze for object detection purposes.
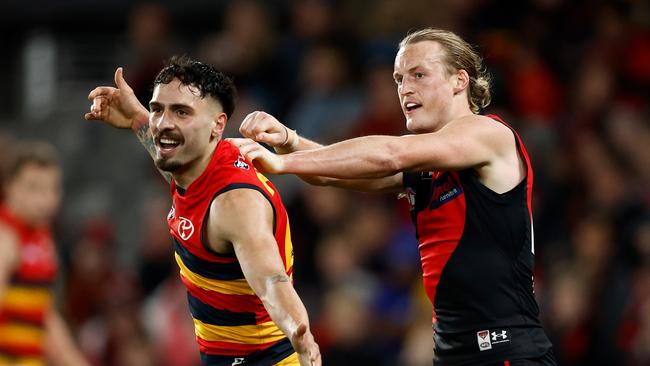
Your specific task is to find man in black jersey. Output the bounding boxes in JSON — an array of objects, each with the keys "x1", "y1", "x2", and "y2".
[{"x1": 232, "y1": 28, "x2": 556, "y2": 366}]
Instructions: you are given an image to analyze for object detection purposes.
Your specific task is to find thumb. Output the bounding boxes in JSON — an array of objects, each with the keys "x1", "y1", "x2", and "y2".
[
  {"x1": 256, "y1": 132, "x2": 282, "y2": 145},
  {"x1": 114, "y1": 67, "x2": 132, "y2": 91}
]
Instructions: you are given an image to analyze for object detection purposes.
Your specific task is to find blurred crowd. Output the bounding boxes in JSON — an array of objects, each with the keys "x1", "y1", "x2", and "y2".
[{"x1": 1, "y1": 0, "x2": 649, "y2": 365}]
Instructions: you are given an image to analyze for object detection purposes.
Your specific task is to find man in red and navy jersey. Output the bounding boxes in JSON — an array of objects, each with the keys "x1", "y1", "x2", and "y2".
[
  {"x1": 0, "y1": 141, "x2": 88, "y2": 366},
  {"x1": 84, "y1": 57, "x2": 320, "y2": 366},
  {"x1": 234, "y1": 28, "x2": 556, "y2": 366}
]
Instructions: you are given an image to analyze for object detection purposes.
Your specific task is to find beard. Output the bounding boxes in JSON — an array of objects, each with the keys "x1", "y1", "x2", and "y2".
[{"x1": 155, "y1": 156, "x2": 183, "y2": 172}]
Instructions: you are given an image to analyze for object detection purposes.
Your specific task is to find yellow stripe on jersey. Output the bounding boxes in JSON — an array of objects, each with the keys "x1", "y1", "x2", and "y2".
[
  {"x1": 274, "y1": 352, "x2": 299, "y2": 366},
  {"x1": 0, "y1": 323, "x2": 43, "y2": 348},
  {"x1": 255, "y1": 172, "x2": 275, "y2": 196},
  {"x1": 175, "y1": 254, "x2": 255, "y2": 295},
  {"x1": 1, "y1": 287, "x2": 51, "y2": 312},
  {"x1": 193, "y1": 319, "x2": 285, "y2": 344},
  {"x1": 284, "y1": 217, "x2": 294, "y2": 274},
  {"x1": 0, "y1": 355, "x2": 44, "y2": 366}
]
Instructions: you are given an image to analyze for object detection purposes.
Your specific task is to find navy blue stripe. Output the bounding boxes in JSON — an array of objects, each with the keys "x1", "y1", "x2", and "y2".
[
  {"x1": 9, "y1": 278, "x2": 52, "y2": 287},
  {"x1": 174, "y1": 240, "x2": 244, "y2": 280},
  {"x1": 187, "y1": 292, "x2": 256, "y2": 326},
  {"x1": 199, "y1": 337, "x2": 295, "y2": 366},
  {"x1": 200, "y1": 183, "x2": 278, "y2": 258}
]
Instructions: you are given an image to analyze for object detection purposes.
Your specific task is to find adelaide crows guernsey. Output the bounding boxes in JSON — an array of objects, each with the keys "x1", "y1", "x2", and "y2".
[
  {"x1": 0, "y1": 206, "x2": 57, "y2": 366},
  {"x1": 403, "y1": 115, "x2": 553, "y2": 365},
  {"x1": 168, "y1": 140, "x2": 297, "y2": 366}
]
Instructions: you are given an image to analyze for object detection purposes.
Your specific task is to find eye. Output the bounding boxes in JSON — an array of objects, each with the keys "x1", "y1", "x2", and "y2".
[
  {"x1": 415, "y1": 72, "x2": 424, "y2": 79},
  {"x1": 150, "y1": 106, "x2": 162, "y2": 113},
  {"x1": 177, "y1": 109, "x2": 188, "y2": 117},
  {"x1": 394, "y1": 76, "x2": 403, "y2": 85}
]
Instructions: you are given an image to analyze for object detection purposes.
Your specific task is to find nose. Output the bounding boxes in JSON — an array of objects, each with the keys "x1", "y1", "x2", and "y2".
[
  {"x1": 152, "y1": 111, "x2": 174, "y2": 132},
  {"x1": 398, "y1": 80, "x2": 414, "y2": 97}
]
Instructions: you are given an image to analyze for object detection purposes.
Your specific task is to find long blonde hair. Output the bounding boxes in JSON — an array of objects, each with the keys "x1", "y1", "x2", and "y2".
[{"x1": 400, "y1": 28, "x2": 491, "y2": 113}]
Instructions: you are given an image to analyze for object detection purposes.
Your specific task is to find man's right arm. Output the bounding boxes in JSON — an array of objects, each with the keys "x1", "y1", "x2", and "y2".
[
  {"x1": 206, "y1": 189, "x2": 321, "y2": 366},
  {"x1": 84, "y1": 67, "x2": 172, "y2": 183},
  {"x1": 236, "y1": 111, "x2": 403, "y2": 193}
]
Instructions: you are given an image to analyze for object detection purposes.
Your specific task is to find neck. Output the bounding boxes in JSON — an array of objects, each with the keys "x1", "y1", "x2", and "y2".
[
  {"x1": 436, "y1": 97, "x2": 475, "y2": 131},
  {"x1": 172, "y1": 142, "x2": 218, "y2": 189}
]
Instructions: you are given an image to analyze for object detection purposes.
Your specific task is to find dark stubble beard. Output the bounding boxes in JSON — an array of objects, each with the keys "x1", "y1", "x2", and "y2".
[{"x1": 155, "y1": 157, "x2": 183, "y2": 172}]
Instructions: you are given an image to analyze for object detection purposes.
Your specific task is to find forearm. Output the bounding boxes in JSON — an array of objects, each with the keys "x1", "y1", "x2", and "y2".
[
  {"x1": 45, "y1": 310, "x2": 88, "y2": 366},
  {"x1": 276, "y1": 132, "x2": 397, "y2": 189},
  {"x1": 260, "y1": 275, "x2": 311, "y2": 340},
  {"x1": 282, "y1": 135, "x2": 402, "y2": 179}
]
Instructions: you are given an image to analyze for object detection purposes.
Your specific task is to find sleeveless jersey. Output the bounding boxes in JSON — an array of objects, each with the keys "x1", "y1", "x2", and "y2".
[
  {"x1": 168, "y1": 140, "x2": 298, "y2": 366},
  {"x1": 402, "y1": 115, "x2": 553, "y2": 365},
  {"x1": 0, "y1": 206, "x2": 57, "y2": 366}
]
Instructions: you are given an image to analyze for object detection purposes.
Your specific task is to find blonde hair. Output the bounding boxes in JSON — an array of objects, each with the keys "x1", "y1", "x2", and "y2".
[{"x1": 400, "y1": 28, "x2": 491, "y2": 113}]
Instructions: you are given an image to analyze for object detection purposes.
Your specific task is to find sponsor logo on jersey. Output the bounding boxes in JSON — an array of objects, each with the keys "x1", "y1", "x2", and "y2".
[
  {"x1": 178, "y1": 217, "x2": 195, "y2": 240},
  {"x1": 167, "y1": 205, "x2": 175, "y2": 220},
  {"x1": 477, "y1": 329, "x2": 492, "y2": 351},
  {"x1": 429, "y1": 172, "x2": 463, "y2": 209},
  {"x1": 491, "y1": 329, "x2": 510, "y2": 344}
]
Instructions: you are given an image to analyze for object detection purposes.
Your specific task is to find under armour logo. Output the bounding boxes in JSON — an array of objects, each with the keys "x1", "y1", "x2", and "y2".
[
  {"x1": 491, "y1": 330, "x2": 508, "y2": 341},
  {"x1": 178, "y1": 217, "x2": 195, "y2": 240},
  {"x1": 232, "y1": 358, "x2": 245, "y2": 365}
]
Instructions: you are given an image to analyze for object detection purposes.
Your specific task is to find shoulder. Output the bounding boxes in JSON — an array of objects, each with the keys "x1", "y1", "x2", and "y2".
[{"x1": 450, "y1": 115, "x2": 515, "y2": 150}]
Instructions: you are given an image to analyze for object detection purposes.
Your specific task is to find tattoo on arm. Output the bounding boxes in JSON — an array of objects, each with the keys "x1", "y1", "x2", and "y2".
[
  {"x1": 269, "y1": 274, "x2": 290, "y2": 284},
  {"x1": 135, "y1": 123, "x2": 172, "y2": 183}
]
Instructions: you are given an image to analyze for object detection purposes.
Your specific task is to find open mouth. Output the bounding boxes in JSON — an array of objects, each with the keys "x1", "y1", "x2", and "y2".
[
  {"x1": 404, "y1": 102, "x2": 422, "y2": 112},
  {"x1": 155, "y1": 133, "x2": 184, "y2": 154}
]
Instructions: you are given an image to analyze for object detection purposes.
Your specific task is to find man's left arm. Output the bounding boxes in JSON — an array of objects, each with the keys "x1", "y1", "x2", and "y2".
[{"x1": 45, "y1": 309, "x2": 89, "y2": 366}]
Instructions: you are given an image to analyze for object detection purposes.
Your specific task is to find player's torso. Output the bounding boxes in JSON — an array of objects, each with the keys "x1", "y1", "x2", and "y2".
[
  {"x1": 402, "y1": 116, "x2": 552, "y2": 364},
  {"x1": 167, "y1": 141, "x2": 297, "y2": 366},
  {"x1": 0, "y1": 207, "x2": 57, "y2": 366}
]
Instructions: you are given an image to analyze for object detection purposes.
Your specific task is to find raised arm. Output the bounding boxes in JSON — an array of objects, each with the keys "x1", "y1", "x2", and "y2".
[
  {"x1": 206, "y1": 189, "x2": 321, "y2": 366},
  {"x1": 84, "y1": 68, "x2": 171, "y2": 183},
  {"x1": 234, "y1": 111, "x2": 403, "y2": 193}
]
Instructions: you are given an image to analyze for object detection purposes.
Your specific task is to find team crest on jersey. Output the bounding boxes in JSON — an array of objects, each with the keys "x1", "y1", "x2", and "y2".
[
  {"x1": 234, "y1": 155, "x2": 249, "y2": 170},
  {"x1": 429, "y1": 172, "x2": 463, "y2": 209},
  {"x1": 477, "y1": 330, "x2": 492, "y2": 351},
  {"x1": 178, "y1": 217, "x2": 195, "y2": 240}
]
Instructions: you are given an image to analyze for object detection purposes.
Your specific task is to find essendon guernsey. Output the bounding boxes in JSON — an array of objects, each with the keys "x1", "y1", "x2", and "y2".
[{"x1": 403, "y1": 115, "x2": 553, "y2": 365}]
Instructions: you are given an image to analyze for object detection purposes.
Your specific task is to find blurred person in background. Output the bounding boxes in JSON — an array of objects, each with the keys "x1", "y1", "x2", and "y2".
[
  {"x1": 0, "y1": 141, "x2": 88, "y2": 366},
  {"x1": 84, "y1": 57, "x2": 320, "y2": 366},
  {"x1": 235, "y1": 28, "x2": 556, "y2": 365}
]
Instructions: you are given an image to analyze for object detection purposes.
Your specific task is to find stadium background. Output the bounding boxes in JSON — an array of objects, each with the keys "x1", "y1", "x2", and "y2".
[{"x1": 0, "y1": 0, "x2": 649, "y2": 365}]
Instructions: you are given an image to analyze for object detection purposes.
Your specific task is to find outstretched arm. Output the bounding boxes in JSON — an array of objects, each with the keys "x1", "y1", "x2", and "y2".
[
  {"x1": 234, "y1": 111, "x2": 403, "y2": 193},
  {"x1": 238, "y1": 114, "x2": 510, "y2": 180},
  {"x1": 84, "y1": 68, "x2": 171, "y2": 183},
  {"x1": 206, "y1": 189, "x2": 321, "y2": 366}
]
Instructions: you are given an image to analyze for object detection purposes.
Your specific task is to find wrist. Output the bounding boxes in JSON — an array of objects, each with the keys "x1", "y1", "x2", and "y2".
[
  {"x1": 130, "y1": 109, "x2": 150, "y2": 132},
  {"x1": 280, "y1": 127, "x2": 299, "y2": 150}
]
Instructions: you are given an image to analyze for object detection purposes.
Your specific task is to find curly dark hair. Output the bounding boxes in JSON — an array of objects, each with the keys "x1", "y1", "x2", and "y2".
[{"x1": 154, "y1": 56, "x2": 237, "y2": 118}]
